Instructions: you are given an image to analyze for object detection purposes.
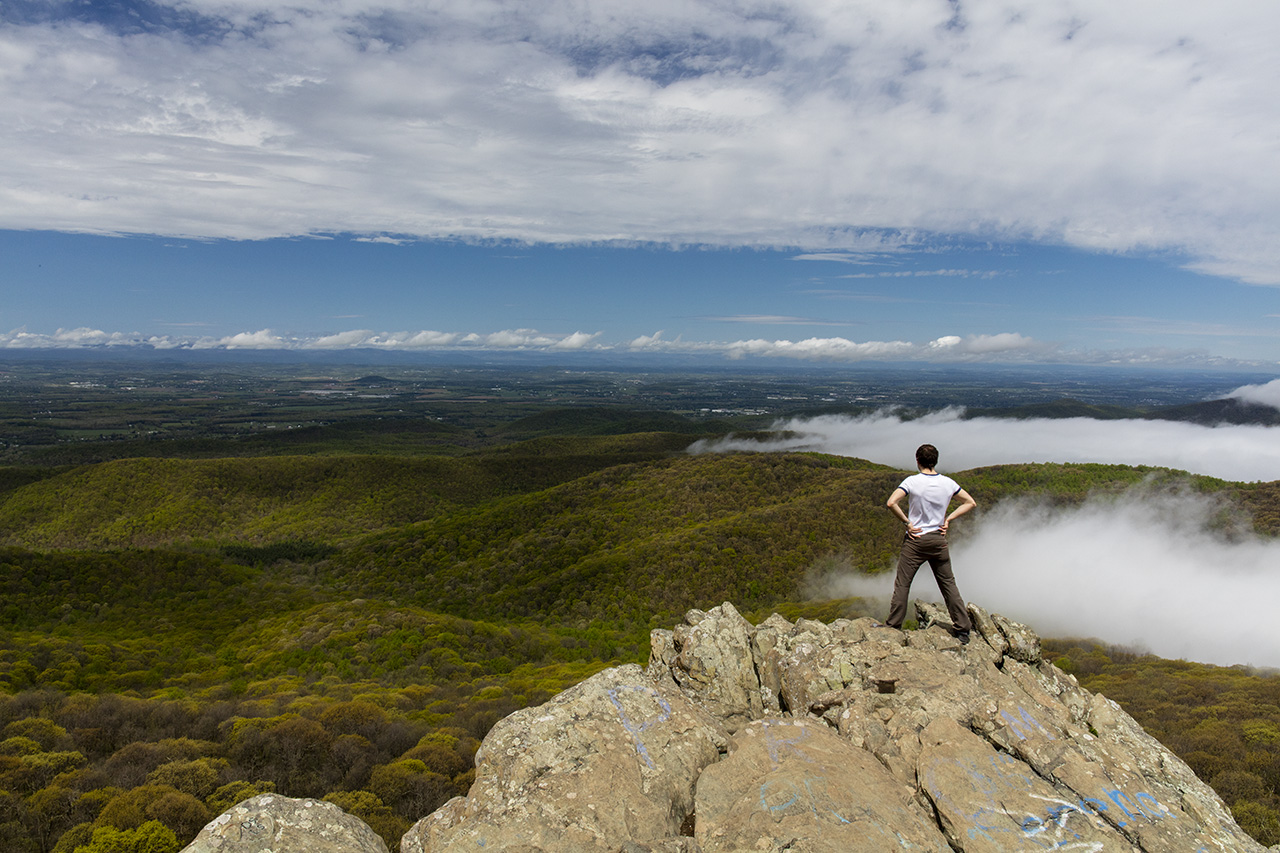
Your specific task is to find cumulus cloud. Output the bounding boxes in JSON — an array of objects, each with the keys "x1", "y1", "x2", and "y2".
[
  {"x1": 193, "y1": 329, "x2": 289, "y2": 349},
  {"x1": 629, "y1": 331, "x2": 667, "y2": 349},
  {"x1": 735, "y1": 337, "x2": 918, "y2": 361},
  {"x1": 551, "y1": 331, "x2": 603, "y2": 350},
  {"x1": 1, "y1": 2, "x2": 1279, "y2": 282},
  {"x1": 0, "y1": 326, "x2": 585, "y2": 353},
  {"x1": 956, "y1": 333, "x2": 1040, "y2": 354},
  {"x1": 691, "y1": 409, "x2": 1280, "y2": 483},
  {"x1": 817, "y1": 486, "x2": 1280, "y2": 668},
  {"x1": 478, "y1": 329, "x2": 560, "y2": 348},
  {"x1": 627, "y1": 332, "x2": 1045, "y2": 362},
  {"x1": 397, "y1": 331, "x2": 462, "y2": 348},
  {"x1": 302, "y1": 330, "x2": 465, "y2": 349},
  {"x1": 924, "y1": 333, "x2": 1043, "y2": 355},
  {"x1": 1227, "y1": 378, "x2": 1280, "y2": 410},
  {"x1": 0, "y1": 324, "x2": 1258, "y2": 368},
  {"x1": 307, "y1": 330, "x2": 381, "y2": 349},
  {"x1": 0, "y1": 327, "x2": 159, "y2": 348}
]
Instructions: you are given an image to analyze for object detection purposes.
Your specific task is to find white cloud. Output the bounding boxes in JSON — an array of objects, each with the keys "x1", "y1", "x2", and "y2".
[
  {"x1": 672, "y1": 333, "x2": 1044, "y2": 362},
  {"x1": 691, "y1": 409, "x2": 1280, "y2": 483},
  {"x1": 629, "y1": 331, "x2": 666, "y2": 349},
  {"x1": 480, "y1": 329, "x2": 558, "y2": 348},
  {"x1": 2, "y1": 2, "x2": 1279, "y2": 282},
  {"x1": 0, "y1": 325, "x2": 611, "y2": 353},
  {"x1": 2, "y1": 320, "x2": 1269, "y2": 371},
  {"x1": 0, "y1": 324, "x2": 1262, "y2": 368},
  {"x1": 551, "y1": 331, "x2": 603, "y2": 350},
  {"x1": 744, "y1": 337, "x2": 917, "y2": 361},
  {"x1": 0, "y1": 327, "x2": 153, "y2": 348},
  {"x1": 398, "y1": 330, "x2": 462, "y2": 348},
  {"x1": 307, "y1": 329, "x2": 379, "y2": 349},
  {"x1": 960, "y1": 332, "x2": 1040, "y2": 354},
  {"x1": 1227, "y1": 378, "x2": 1280, "y2": 410},
  {"x1": 297, "y1": 329, "x2": 462, "y2": 349},
  {"x1": 823, "y1": 487, "x2": 1280, "y2": 668},
  {"x1": 718, "y1": 409, "x2": 1280, "y2": 665},
  {"x1": 194, "y1": 329, "x2": 288, "y2": 349}
]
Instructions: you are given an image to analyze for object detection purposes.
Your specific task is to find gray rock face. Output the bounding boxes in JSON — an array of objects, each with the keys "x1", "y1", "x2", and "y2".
[
  {"x1": 181, "y1": 794, "x2": 388, "y2": 853},
  {"x1": 403, "y1": 599, "x2": 1266, "y2": 853},
  {"x1": 695, "y1": 717, "x2": 951, "y2": 852},
  {"x1": 191, "y1": 600, "x2": 1270, "y2": 853},
  {"x1": 400, "y1": 663, "x2": 727, "y2": 853}
]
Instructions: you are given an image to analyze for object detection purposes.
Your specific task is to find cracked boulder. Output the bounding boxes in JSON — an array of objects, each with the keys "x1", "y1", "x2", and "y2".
[{"x1": 182, "y1": 794, "x2": 389, "y2": 853}]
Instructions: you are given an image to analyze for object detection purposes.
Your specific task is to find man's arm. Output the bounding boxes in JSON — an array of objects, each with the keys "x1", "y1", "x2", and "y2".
[
  {"x1": 939, "y1": 488, "x2": 977, "y2": 535},
  {"x1": 886, "y1": 487, "x2": 921, "y2": 537}
]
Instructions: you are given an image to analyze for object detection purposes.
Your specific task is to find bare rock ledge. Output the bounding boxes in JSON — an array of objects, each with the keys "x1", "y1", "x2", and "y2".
[{"x1": 188, "y1": 601, "x2": 1277, "y2": 853}]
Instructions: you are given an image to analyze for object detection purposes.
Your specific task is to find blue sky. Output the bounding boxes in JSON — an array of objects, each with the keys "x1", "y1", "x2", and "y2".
[{"x1": 2, "y1": 0, "x2": 1279, "y2": 368}]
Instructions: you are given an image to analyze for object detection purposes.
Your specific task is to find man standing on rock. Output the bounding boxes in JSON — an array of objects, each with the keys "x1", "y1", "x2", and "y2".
[{"x1": 884, "y1": 443, "x2": 976, "y2": 643}]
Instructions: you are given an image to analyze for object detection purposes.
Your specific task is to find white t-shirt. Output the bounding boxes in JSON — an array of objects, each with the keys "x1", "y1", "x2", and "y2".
[{"x1": 899, "y1": 472, "x2": 961, "y2": 535}]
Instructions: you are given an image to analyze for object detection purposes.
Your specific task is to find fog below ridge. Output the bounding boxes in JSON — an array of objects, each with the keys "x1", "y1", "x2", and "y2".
[
  {"x1": 691, "y1": 409, "x2": 1280, "y2": 483},
  {"x1": 818, "y1": 488, "x2": 1280, "y2": 669},
  {"x1": 692, "y1": 410, "x2": 1280, "y2": 668}
]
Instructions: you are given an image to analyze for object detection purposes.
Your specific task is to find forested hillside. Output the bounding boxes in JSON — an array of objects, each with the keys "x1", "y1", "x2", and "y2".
[
  {"x1": 3, "y1": 401, "x2": 1280, "y2": 852},
  {"x1": 0, "y1": 433, "x2": 698, "y2": 549}
]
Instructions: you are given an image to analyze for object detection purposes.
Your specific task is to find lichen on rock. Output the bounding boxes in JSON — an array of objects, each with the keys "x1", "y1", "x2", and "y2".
[{"x1": 182, "y1": 793, "x2": 389, "y2": 853}]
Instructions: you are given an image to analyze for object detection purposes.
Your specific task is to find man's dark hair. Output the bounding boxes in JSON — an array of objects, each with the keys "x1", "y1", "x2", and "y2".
[{"x1": 916, "y1": 444, "x2": 939, "y2": 469}]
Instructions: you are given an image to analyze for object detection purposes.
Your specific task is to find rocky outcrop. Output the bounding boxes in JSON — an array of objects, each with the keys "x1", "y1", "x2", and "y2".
[
  {"x1": 189, "y1": 600, "x2": 1273, "y2": 852},
  {"x1": 403, "y1": 600, "x2": 1267, "y2": 852}
]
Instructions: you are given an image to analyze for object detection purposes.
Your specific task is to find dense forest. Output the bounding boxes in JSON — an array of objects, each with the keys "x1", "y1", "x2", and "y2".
[{"x1": 3, "y1": 363, "x2": 1280, "y2": 852}]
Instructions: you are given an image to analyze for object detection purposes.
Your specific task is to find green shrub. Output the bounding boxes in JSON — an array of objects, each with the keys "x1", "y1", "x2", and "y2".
[{"x1": 73, "y1": 820, "x2": 179, "y2": 853}]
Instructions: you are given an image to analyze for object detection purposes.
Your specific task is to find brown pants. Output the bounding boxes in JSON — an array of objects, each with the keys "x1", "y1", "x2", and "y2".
[{"x1": 887, "y1": 531, "x2": 972, "y2": 633}]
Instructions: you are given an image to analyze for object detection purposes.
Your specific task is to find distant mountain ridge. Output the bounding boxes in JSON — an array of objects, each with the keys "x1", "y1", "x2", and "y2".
[
  {"x1": 1152, "y1": 397, "x2": 1280, "y2": 426},
  {"x1": 967, "y1": 395, "x2": 1280, "y2": 425}
]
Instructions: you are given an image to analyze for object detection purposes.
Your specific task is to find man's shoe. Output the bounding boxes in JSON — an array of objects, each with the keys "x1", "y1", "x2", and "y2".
[{"x1": 956, "y1": 630, "x2": 970, "y2": 645}]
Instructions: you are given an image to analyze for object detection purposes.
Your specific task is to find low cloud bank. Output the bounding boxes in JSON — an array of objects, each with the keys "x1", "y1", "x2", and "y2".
[
  {"x1": 698, "y1": 410, "x2": 1280, "y2": 666},
  {"x1": 691, "y1": 409, "x2": 1280, "y2": 483},
  {"x1": 1228, "y1": 378, "x2": 1280, "y2": 410},
  {"x1": 817, "y1": 487, "x2": 1280, "y2": 669},
  {"x1": 1, "y1": 326, "x2": 1045, "y2": 362},
  {"x1": 0, "y1": 327, "x2": 602, "y2": 353},
  {"x1": 628, "y1": 331, "x2": 1046, "y2": 362},
  {"x1": 1, "y1": 326, "x2": 1267, "y2": 368}
]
